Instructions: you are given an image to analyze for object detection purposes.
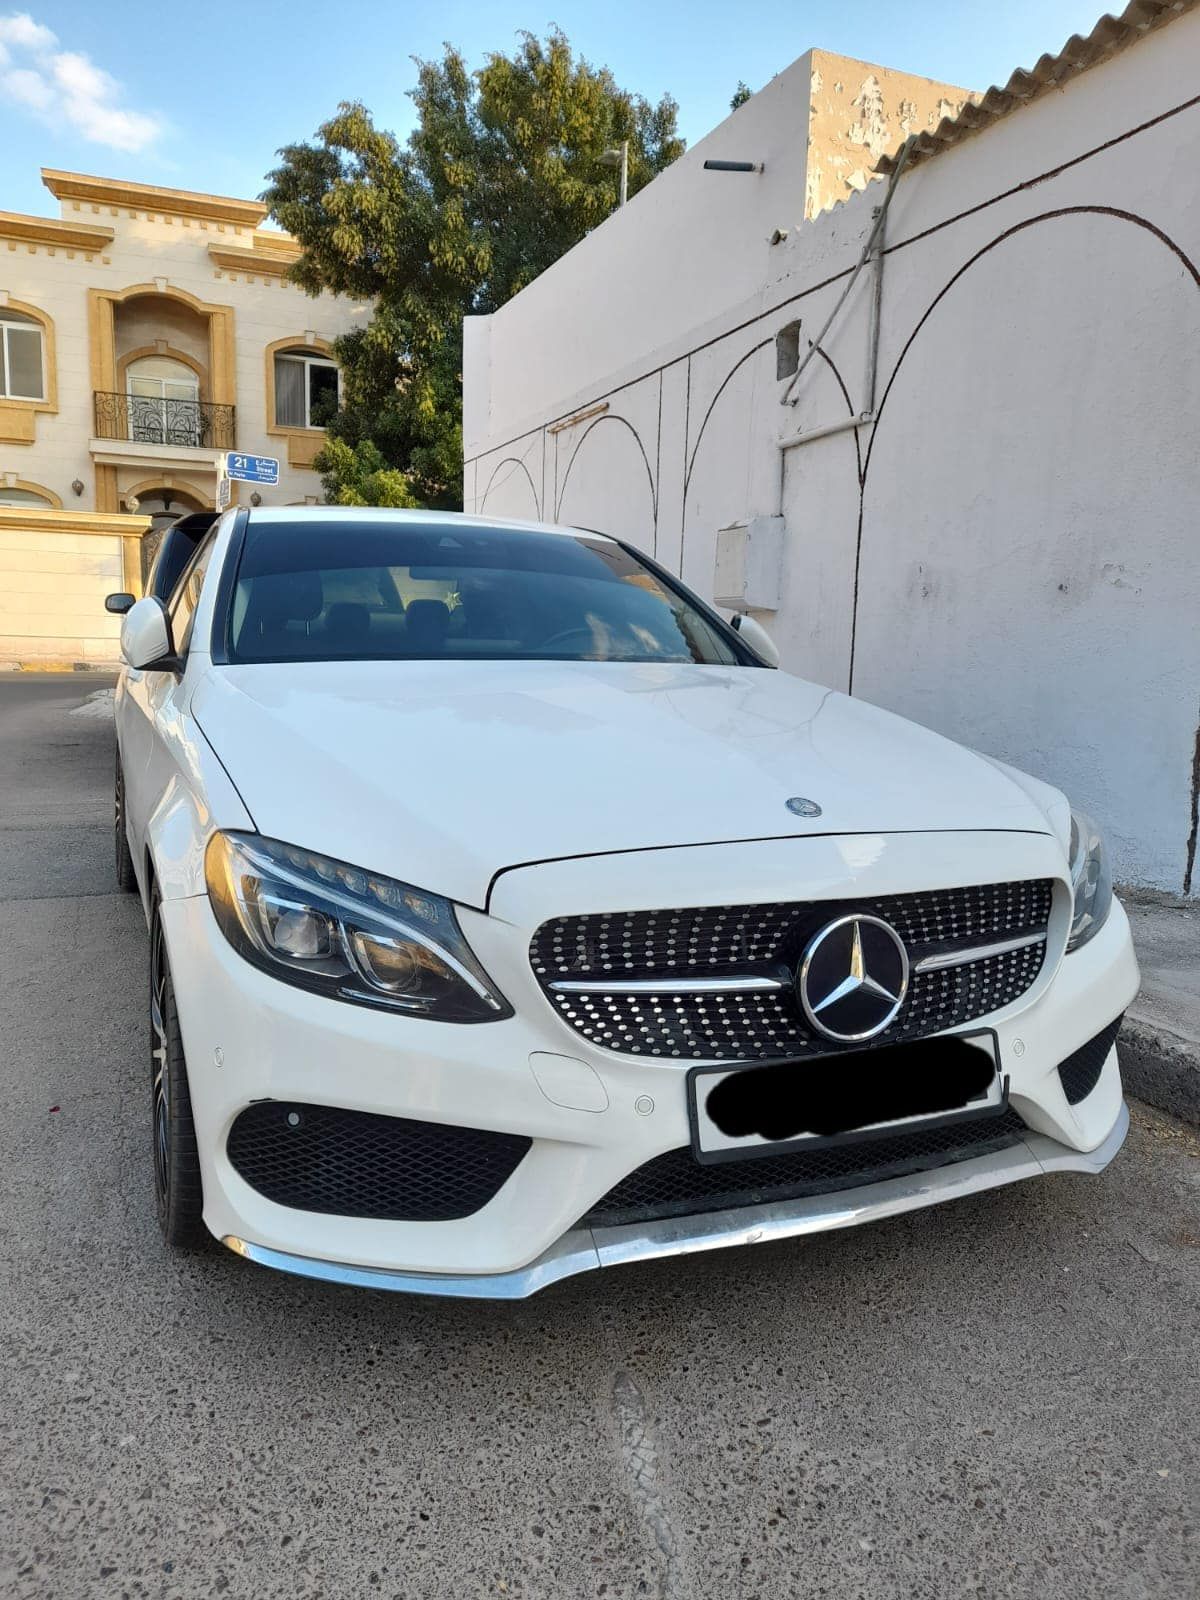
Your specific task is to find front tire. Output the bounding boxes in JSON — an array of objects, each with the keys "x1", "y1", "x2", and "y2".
[
  {"x1": 114, "y1": 752, "x2": 137, "y2": 893},
  {"x1": 150, "y1": 900, "x2": 207, "y2": 1249}
]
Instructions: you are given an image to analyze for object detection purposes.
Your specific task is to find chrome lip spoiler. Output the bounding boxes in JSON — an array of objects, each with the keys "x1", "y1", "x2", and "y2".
[{"x1": 222, "y1": 1102, "x2": 1129, "y2": 1301}]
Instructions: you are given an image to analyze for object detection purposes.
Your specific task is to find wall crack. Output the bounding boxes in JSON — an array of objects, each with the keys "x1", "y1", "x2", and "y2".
[{"x1": 1183, "y1": 710, "x2": 1200, "y2": 896}]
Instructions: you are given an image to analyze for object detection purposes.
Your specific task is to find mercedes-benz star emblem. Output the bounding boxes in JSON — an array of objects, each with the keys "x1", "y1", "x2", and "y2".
[
  {"x1": 785, "y1": 797, "x2": 822, "y2": 818},
  {"x1": 798, "y1": 914, "x2": 909, "y2": 1043}
]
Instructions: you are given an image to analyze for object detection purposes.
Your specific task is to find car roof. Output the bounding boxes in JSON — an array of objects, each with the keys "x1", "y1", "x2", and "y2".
[{"x1": 243, "y1": 506, "x2": 614, "y2": 542}]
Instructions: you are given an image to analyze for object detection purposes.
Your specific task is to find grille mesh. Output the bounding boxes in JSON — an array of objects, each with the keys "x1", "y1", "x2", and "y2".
[
  {"x1": 531, "y1": 881, "x2": 1053, "y2": 1061},
  {"x1": 532, "y1": 881, "x2": 1052, "y2": 977},
  {"x1": 227, "y1": 1103, "x2": 530, "y2": 1221},
  {"x1": 583, "y1": 1107, "x2": 1028, "y2": 1228},
  {"x1": 1058, "y1": 1016, "x2": 1123, "y2": 1105}
]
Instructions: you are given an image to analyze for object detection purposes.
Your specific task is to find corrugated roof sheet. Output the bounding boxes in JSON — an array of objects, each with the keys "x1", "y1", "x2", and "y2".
[{"x1": 875, "y1": 0, "x2": 1199, "y2": 173}]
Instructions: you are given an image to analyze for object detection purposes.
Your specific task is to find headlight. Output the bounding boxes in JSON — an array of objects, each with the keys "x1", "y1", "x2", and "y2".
[
  {"x1": 204, "y1": 831, "x2": 511, "y2": 1022},
  {"x1": 1066, "y1": 809, "x2": 1113, "y2": 953}
]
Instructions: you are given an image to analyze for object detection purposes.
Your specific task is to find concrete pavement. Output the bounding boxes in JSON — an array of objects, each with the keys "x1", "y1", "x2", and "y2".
[{"x1": 1, "y1": 674, "x2": 1197, "y2": 1600}]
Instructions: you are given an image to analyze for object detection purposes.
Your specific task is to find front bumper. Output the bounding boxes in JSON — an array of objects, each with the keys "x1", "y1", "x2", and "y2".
[
  {"x1": 161, "y1": 830, "x2": 1140, "y2": 1291},
  {"x1": 224, "y1": 1103, "x2": 1129, "y2": 1299}
]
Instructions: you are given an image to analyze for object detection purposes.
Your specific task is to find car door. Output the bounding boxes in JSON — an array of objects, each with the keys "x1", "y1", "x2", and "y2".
[{"x1": 120, "y1": 531, "x2": 218, "y2": 881}]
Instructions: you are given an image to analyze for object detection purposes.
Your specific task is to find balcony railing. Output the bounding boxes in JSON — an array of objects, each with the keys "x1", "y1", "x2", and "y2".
[{"x1": 93, "y1": 390, "x2": 236, "y2": 451}]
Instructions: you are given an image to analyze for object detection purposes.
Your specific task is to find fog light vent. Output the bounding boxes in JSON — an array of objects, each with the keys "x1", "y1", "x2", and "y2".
[
  {"x1": 227, "y1": 1103, "x2": 530, "y2": 1221},
  {"x1": 1057, "y1": 1017, "x2": 1123, "y2": 1106}
]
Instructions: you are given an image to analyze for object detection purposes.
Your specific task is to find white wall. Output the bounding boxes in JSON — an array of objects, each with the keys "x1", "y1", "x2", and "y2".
[
  {"x1": 466, "y1": 51, "x2": 817, "y2": 447},
  {"x1": 464, "y1": 16, "x2": 1200, "y2": 896}
]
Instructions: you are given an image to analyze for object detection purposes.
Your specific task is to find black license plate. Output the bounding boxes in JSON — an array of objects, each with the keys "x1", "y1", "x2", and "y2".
[{"x1": 687, "y1": 1031, "x2": 1006, "y2": 1165}]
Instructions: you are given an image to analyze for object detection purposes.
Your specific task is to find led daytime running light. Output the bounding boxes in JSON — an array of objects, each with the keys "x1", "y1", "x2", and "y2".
[{"x1": 204, "y1": 831, "x2": 510, "y2": 1022}]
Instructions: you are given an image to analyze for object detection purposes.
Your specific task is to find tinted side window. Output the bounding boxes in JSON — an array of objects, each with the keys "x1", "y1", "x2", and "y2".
[
  {"x1": 149, "y1": 530, "x2": 203, "y2": 603},
  {"x1": 147, "y1": 513, "x2": 218, "y2": 602},
  {"x1": 168, "y1": 535, "x2": 217, "y2": 654}
]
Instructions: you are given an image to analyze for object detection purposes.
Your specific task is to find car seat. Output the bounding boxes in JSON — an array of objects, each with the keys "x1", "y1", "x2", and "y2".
[
  {"x1": 244, "y1": 571, "x2": 324, "y2": 656},
  {"x1": 404, "y1": 598, "x2": 450, "y2": 654}
]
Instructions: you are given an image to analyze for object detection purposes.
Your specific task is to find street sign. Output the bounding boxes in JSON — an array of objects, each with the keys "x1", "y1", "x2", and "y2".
[{"x1": 224, "y1": 452, "x2": 279, "y2": 485}]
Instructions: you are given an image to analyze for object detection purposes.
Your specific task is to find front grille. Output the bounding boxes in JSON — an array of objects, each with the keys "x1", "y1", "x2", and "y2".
[
  {"x1": 582, "y1": 1107, "x2": 1028, "y2": 1228},
  {"x1": 227, "y1": 1103, "x2": 530, "y2": 1221},
  {"x1": 1058, "y1": 1016, "x2": 1124, "y2": 1104},
  {"x1": 531, "y1": 880, "x2": 1054, "y2": 1061}
]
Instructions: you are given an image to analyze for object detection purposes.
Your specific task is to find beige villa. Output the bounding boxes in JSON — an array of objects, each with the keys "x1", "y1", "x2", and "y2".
[{"x1": 0, "y1": 168, "x2": 361, "y2": 665}]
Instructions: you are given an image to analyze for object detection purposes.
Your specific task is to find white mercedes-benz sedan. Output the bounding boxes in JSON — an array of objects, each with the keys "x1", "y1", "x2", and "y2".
[{"x1": 109, "y1": 507, "x2": 1138, "y2": 1297}]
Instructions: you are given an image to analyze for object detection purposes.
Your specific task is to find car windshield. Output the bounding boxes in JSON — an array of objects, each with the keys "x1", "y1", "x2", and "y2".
[{"x1": 224, "y1": 519, "x2": 748, "y2": 666}]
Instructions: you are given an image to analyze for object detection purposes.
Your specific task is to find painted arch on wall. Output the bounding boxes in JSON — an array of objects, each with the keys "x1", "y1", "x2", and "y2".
[
  {"x1": 853, "y1": 205, "x2": 1200, "y2": 892},
  {"x1": 478, "y1": 449, "x2": 542, "y2": 521},
  {"x1": 554, "y1": 414, "x2": 655, "y2": 542},
  {"x1": 681, "y1": 332, "x2": 861, "y2": 618}
]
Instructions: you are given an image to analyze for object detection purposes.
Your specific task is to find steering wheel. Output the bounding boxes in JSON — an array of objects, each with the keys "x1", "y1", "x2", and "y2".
[{"x1": 539, "y1": 626, "x2": 600, "y2": 653}]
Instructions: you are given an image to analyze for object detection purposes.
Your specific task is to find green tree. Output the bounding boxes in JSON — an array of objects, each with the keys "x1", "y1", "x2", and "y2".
[
  {"x1": 264, "y1": 31, "x2": 684, "y2": 509},
  {"x1": 316, "y1": 438, "x2": 419, "y2": 508},
  {"x1": 730, "y1": 81, "x2": 752, "y2": 111}
]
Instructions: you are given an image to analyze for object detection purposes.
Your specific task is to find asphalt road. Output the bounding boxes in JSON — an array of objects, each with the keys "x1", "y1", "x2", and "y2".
[{"x1": 1, "y1": 672, "x2": 1198, "y2": 1600}]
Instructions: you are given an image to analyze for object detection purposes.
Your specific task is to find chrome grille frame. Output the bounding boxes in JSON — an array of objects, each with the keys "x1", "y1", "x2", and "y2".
[{"x1": 530, "y1": 880, "x2": 1055, "y2": 1061}]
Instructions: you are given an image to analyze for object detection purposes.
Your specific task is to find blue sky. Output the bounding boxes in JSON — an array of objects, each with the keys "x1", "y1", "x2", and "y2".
[{"x1": 1, "y1": 1, "x2": 1107, "y2": 216}]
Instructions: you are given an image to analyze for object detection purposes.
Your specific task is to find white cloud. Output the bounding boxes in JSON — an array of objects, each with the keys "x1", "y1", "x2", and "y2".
[
  {"x1": 0, "y1": 12, "x2": 55, "y2": 49},
  {"x1": 7, "y1": 65, "x2": 52, "y2": 108},
  {"x1": 0, "y1": 12, "x2": 163, "y2": 153},
  {"x1": 48, "y1": 49, "x2": 161, "y2": 151}
]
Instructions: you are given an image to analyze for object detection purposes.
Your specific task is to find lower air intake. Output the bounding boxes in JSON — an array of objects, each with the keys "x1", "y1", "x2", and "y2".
[
  {"x1": 227, "y1": 1103, "x2": 530, "y2": 1221},
  {"x1": 582, "y1": 1107, "x2": 1028, "y2": 1228},
  {"x1": 1058, "y1": 1016, "x2": 1123, "y2": 1105}
]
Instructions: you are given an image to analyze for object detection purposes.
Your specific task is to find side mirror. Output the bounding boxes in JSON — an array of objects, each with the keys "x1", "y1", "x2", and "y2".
[
  {"x1": 105, "y1": 591, "x2": 136, "y2": 615},
  {"x1": 120, "y1": 596, "x2": 179, "y2": 672},
  {"x1": 732, "y1": 613, "x2": 780, "y2": 668}
]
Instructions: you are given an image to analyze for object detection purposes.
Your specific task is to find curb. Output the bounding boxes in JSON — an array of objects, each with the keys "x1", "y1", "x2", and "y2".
[
  {"x1": 1121, "y1": 1016, "x2": 1200, "y2": 1127},
  {"x1": 0, "y1": 661, "x2": 115, "y2": 673}
]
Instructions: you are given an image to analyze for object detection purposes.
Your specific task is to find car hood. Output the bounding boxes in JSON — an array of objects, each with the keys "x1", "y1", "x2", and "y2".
[{"x1": 191, "y1": 660, "x2": 1057, "y2": 910}]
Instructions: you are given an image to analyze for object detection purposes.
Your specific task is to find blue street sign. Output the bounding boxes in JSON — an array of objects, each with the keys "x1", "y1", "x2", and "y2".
[{"x1": 225, "y1": 452, "x2": 280, "y2": 485}]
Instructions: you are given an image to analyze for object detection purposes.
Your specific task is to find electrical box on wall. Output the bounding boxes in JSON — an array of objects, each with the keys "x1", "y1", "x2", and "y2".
[{"x1": 712, "y1": 516, "x2": 785, "y2": 611}]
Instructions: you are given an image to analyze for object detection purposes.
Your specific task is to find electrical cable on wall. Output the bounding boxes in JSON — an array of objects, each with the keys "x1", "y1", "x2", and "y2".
[{"x1": 779, "y1": 135, "x2": 915, "y2": 408}]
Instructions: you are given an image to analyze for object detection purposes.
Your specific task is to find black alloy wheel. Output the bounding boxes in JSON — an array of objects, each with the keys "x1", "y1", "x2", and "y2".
[
  {"x1": 150, "y1": 899, "x2": 206, "y2": 1248},
  {"x1": 115, "y1": 751, "x2": 138, "y2": 893}
]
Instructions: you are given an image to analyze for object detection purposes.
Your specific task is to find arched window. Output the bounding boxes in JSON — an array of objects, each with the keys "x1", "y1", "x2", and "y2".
[
  {"x1": 0, "y1": 485, "x2": 56, "y2": 508},
  {"x1": 126, "y1": 355, "x2": 201, "y2": 446},
  {"x1": 273, "y1": 346, "x2": 339, "y2": 429},
  {"x1": 0, "y1": 309, "x2": 45, "y2": 402}
]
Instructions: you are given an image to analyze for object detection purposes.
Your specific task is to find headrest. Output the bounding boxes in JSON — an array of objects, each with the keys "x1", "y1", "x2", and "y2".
[
  {"x1": 324, "y1": 602, "x2": 371, "y2": 641},
  {"x1": 253, "y1": 570, "x2": 324, "y2": 624},
  {"x1": 405, "y1": 598, "x2": 450, "y2": 646}
]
